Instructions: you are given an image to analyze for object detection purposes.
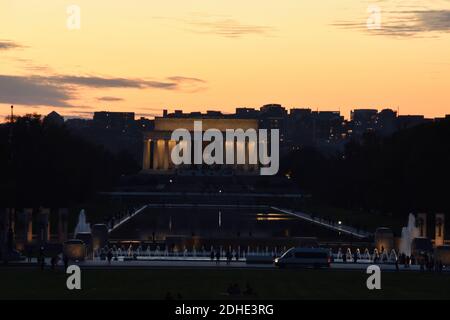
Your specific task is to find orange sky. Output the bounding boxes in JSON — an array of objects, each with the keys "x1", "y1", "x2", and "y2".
[{"x1": 1, "y1": 0, "x2": 449, "y2": 120}]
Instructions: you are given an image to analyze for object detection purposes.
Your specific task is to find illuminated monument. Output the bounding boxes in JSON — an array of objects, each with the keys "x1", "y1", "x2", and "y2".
[{"x1": 142, "y1": 117, "x2": 260, "y2": 175}]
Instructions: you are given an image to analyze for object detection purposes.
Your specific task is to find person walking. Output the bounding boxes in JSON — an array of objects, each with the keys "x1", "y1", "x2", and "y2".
[
  {"x1": 50, "y1": 255, "x2": 59, "y2": 270},
  {"x1": 107, "y1": 249, "x2": 113, "y2": 264},
  {"x1": 215, "y1": 250, "x2": 220, "y2": 265},
  {"x1": 38, "y1": 246, "x2": 45, "y2": 270}
]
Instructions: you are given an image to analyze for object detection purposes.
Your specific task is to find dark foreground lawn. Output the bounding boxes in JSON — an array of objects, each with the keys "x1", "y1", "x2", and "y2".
[{"x1": 0, "y1": 268, "x2": 449, "y2": 300}]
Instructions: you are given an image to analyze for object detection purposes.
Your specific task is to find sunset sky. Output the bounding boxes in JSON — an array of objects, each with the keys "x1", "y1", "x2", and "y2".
[{"x1": 1, "y1": 0, "x2": 450, "y2": 120}]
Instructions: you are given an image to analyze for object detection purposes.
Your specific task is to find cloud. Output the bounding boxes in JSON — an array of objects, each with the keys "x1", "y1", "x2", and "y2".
[
  {"x1": 12, "y1": 58, "x2": 53, "y2": 73},
  {"x1": 0, "y1": 73, "x2": 206, "y2": 107},
  {"x1": 167, "y1": 76, "x2": 207, "y2": 93},
  {"x1": 154, "y1": 15, "x2": 274, "y2": 38},
  {"x1": 0, "y1": 40, "x2": 22, "y2": 50},
  {"x1": 0, "y1": 75, "x2": 73, "y2": 107},
  {"x1": 334, "y1": 7, "x2": 450, "y2": 38},
  {"x1": 97, "y1": 96, "x2": 124, "y2": 102},
  {"x1": 167, "y1": 76, "x2": 205, "y2": 83},
  {"x1": 187, "y1": 18, "x2": 274, "y2": 38},
  {"x1": 416, "y1": 10, "x2": 450, "y2": 32},
  {"x1": 46, "y1": 75, "x2": 177, "y2": 89}
]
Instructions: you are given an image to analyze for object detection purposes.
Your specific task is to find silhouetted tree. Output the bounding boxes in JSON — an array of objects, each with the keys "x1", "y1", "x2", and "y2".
[
  {"x1": 283, "y1": 119, "x2": 450, "y2": 216},
  {"x1": 0, "y1": 114, "x2": 140, "y2": 207}
]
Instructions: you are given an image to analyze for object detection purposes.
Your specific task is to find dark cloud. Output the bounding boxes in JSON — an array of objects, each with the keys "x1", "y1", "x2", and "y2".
[
  {"x1": 0, "y1": 75, "x2": 73, "y2": 107},
  {"x1": 0, "y1": 74, "x2": 206, "y2": 107},
  {"x1": 47, "y1": 75, "x2": 177, "y2": 89},
  {"x1": 0, "y1": 40, "x2": 22, "y2": 50},
  {"x1": 417, "y1": 10, "x2": 450, "y2": 32},
  {"x1": 334, "y1": 9, "x2": 450, "y2": 37},
  {"x1": 96, "y1": 96, "x2": 124, "y2": 102}
]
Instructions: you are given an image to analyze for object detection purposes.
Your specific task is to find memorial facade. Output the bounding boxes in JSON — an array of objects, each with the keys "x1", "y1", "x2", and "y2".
[{"x1": 142, "y1": 117, "x2": 260, "y2": 175}]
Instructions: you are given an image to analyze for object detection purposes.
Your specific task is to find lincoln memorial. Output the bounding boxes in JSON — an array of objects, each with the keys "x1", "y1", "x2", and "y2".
[{"x1": 142, "y1": 117, "x2": 260, "y2": 175}]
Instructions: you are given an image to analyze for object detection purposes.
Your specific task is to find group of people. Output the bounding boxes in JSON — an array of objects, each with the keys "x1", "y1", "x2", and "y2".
[
  {"x1": 35, "y1": 246, "x2": 70, "y2": 271},
  {"x1": 393, "y1": 253, "x2": 445, "y2": 272},
  {"x1": 210, "y1": 250, "x2": 239, "y2": 264}
]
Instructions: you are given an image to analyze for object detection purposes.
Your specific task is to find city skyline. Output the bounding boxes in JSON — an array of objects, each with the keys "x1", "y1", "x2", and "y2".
[
  {"x1": 1, "y1": 0, "x2": 450, "y2": 120},
  {"x1": 4, "y1": 104, "x2": 448, "y2": 122}
]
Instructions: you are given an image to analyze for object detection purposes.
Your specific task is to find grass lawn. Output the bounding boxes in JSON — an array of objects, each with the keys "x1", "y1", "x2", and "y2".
[{"x1": 0, "y1": 268, "x2": 449, "y2": 300}]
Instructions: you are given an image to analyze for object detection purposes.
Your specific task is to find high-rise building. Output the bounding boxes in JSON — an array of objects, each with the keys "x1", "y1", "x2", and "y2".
[
  {"x1": 93, "y1": 111, "x2": 135, "y2": 131},
  {"x1": 350, "y1": 109, "x2": 378, "y2": 136},
  {"x1": 376, "y1": 109, "x2": 397, "y2": 137},
  {"x1": 236, "y1": 107, "x2": 259, "y2": 119},
  {"x1": 259, "y1": 104, "x2": 288, "y2": 147}
]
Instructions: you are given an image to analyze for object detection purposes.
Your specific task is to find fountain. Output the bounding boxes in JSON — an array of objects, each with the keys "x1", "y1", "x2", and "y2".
[
  {"x1": 337, "y1": 248, "x2": 343, "y2": 260},
  {"x1": 399, "y1": 213, "x2": 420, "y2": 256},
  {"x1": 136, "y1": 245, "x2": 142, "y2": 256},
  {"x1": 379, "y1": 248, "x2": 389, "y2": 263},
  {"x1": 363, "y1": 248, "x2": 371, "y2": 261},
  {"x1": 346, "y1": 248, "x2": 352, "y2": 261},
  {"x1": 74, "y1": 209, "x2": 91, "y2": 237},
  {"x1": 389, "y1": 249, "x2": 398, "y2": 262},
  {"x1": 372, "y1": 248, "x2": 379, "y2": 261}
]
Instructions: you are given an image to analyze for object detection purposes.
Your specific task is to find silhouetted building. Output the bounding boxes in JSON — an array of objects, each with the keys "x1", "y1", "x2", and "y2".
[
  {"x1": 350, "y1": 109, "x2": 378, "y2": 136},
  {"x1": 43, "y1": 111, "x2": 64, "y2": 127},
  {"x1": 236, "y1": 108, "x2": 259, "y2": 119},
  {"x1": 63, "y1": 105, "x2": 443, "y2": 167},
  {"x1": 259, "y1": 104, "x2": 288, "y2": 150},
  {"x1": 93, "y1": 111, "x2": 135, "y2": 131},
  {"x1": 376, "y1": 109, "x2": 397, "y2": 137},
  {"x1": 287, "y1": 108, "x2": 314, "y2": 149},
  {"x1": 312, "y1": 111, "x2": 344, "y2": 142},
  {"x1": 136, "y1": 117, "x2": 154, "y2": 131},
  {"x1": 397, "y1": 115, "x2": 427, "y2": 130}
]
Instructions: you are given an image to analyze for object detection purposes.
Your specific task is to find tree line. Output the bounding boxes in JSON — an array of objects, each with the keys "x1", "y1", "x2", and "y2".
[
  {"x1": 282, "y1": 119, "x2": 450, "y2": 216},
  {"x1": 0, "y1": 114, "x2": 140, "y2": 207}
]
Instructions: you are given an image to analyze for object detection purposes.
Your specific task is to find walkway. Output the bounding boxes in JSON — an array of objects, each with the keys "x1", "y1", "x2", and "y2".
[
  {"x1": 272, "y1": 207, "x2": 373, "y2": 239},
  {"x1": 108, "y1": 205, "x2": 148, "y2": 233}
]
